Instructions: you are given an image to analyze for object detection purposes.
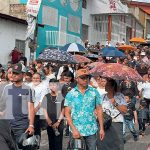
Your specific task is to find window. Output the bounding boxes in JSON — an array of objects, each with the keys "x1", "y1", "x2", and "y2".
[
  {"x1": 82, "y1": 0, "x2": 87, "y2": 9},
  {"x1": 68, "y1": 15, "x2": 80, "y2": 34},
  {"x1": 42, "y1": 5, "x2": 58, "y2": 27},
  {"x1": 15, "y1": 39, "x2": 25, "y2": 52}
]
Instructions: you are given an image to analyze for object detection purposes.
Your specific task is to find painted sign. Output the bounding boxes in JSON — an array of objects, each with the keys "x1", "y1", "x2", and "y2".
[{"x1": 26, "y1": 0, "x2": 42, "y2": 17}]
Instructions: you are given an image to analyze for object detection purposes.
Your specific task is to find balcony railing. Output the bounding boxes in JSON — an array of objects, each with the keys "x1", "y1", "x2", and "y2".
[{"x1": 46, "y1": 31, "x2": 83, "y2": 47}]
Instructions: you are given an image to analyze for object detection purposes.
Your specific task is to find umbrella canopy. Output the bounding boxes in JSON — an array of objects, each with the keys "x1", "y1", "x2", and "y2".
[
  {"x1": 61, "y1": 43, "x2": 86, "y2": 53},
  {"x1": 73, "y1": 55, "x2": 92, "y2": 63},
  {"x1": 85, "y1": 54, "x2": 99, "y2": 61},
  {"x1": 101, "y1": 47, "x2": 126, "y2": 57},
  {"x1": 101, "y1": 46, "x2": 118, "y2": 51},
  {"x1": 90, "y1": 63, "x2": 143, "y2": 82},
  {"x1": 130, "y1": 37, "x2": 146, "y2": 43},
  {"x1": 118, "y1": 45, "x2": 135, "y2": 51},
  {"x1": 86, "y1": 62, "x2": 104, "y2": 69},
  {"x1": 38, "y1": 49, "x2": 76, "y2": 63}
]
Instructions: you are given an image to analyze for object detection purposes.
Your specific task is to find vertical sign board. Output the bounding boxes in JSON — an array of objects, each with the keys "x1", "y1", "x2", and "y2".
[{"x1": 26, "y1": 0, "x2": 42, "y2": 17}]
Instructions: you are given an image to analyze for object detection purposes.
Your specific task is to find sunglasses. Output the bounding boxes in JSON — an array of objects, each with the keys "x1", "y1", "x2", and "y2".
[{"x1": 79, "y1": 75, "x2": 90, "y2": 80}]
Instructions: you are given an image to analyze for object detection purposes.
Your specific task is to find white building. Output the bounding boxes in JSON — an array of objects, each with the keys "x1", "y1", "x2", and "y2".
[
  {"x1": 0, "y1": 13, "x2": 30, "y2": 65},
  {"x1": 82, "y1": 0, "x2": 144, "y2": 45}
]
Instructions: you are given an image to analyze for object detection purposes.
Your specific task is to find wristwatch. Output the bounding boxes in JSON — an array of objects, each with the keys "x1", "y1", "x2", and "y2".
[{"x1": 114, "y1": 102, "x2": 119, "y2": 107}]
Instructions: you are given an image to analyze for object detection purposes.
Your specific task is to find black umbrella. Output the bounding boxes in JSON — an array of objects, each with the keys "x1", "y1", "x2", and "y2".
[{"x1": 38, "y1": 49, "x2": 77, "y2": 63}]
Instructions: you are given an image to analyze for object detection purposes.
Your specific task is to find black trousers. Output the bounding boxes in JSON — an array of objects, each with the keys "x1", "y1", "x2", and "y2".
[
  {"x1": 138, "y1": 118, "x2": 147, "y2": 133},
  {"x1": 47, "y1": 122, "x2": 64, "y2": 150},
  {"x1": 34, "y1": 115, "x2": 41, "y2": 137},
  {"x1": 0, "y1": 120, "x2": 16, "y2": 150}
]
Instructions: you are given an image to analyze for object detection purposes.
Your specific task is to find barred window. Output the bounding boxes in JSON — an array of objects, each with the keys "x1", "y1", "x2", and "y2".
[
  {"x1": 15, "y1": 39, "x2": 25, "y2": 52},
  {"x1": 42, "y1": 5, "x2": 58, "y2": 27},
  {"x1": 68, "y1": 15, "x2": 80, "y2": 34}
]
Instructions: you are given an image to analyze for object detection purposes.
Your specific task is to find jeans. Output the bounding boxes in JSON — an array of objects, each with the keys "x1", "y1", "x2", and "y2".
[
  {"x1": 83, "y1": 134, "x2": 97, "y2": 150},
  {"x1": 123, "y1": 119, "x2": 138, "y2": 138},
  {"x1": 69, "y1": 133, "x2": 97, "y2": 150}
]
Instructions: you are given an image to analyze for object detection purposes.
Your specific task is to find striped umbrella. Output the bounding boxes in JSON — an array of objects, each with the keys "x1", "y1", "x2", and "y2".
[{"x1": 61, "y1": 43, "x2": 86, "y2": 53}]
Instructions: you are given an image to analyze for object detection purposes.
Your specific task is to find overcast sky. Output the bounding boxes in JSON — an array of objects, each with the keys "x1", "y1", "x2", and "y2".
[{"x1": 132, "y1": 0, "x2": 150, "y2": 3}]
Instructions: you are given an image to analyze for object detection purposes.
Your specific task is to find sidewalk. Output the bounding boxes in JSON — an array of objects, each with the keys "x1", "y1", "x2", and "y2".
[{"x1": 124, "y1": 126, "x2": 150, "y2": 150}]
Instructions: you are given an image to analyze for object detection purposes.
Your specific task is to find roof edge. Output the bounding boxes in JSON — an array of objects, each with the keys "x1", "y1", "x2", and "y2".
[{"x1": 0, "y1": 13, "x2": 27, "y2": 25}]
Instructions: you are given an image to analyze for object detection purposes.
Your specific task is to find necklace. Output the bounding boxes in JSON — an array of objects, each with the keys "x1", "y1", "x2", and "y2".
[{"x1": 50, "y1": 92, "x2": 58, "y2": 103}]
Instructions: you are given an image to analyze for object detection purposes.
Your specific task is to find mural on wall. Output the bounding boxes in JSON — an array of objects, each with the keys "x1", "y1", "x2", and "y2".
[
  {"x1": 19, "y1": 0, "x2": 82, "y2": 57},
  {"x1": 36, "y1": 0, "x2": 82, "y2": 56}
]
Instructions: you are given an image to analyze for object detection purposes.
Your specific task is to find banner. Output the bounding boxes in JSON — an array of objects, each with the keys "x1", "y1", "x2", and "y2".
[
  {"x1": 26, "y1": 0, "x2": 42, "y2": 17},
  {"x1": 26, "y1": 16, "x2": 37, "y2": 40}
]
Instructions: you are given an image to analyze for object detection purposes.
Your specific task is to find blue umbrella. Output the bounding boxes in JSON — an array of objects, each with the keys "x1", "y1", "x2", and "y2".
[
  {"x1": 38, "y1": 48, "x2": 76, "y2": 63},
  {"x1": 101, "y1": 46, "x2": 118, "y2": 52},
  {"x1": 85, "y1": 54, "x2": 98, "y2": 59},
  {"x1": 61, "y1": 43, "x2": 86, "y2": 52},
  {"x1": 101, "y1": 46, "x2": 126, "y2": 57}
]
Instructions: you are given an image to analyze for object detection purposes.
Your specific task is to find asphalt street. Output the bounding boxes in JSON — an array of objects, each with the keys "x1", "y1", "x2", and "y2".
[{"x1": 40, "y1": 127, "x2": 150, "y2": 150}]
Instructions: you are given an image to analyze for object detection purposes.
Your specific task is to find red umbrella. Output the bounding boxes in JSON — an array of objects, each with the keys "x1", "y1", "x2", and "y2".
[
  {"x1": 73, "y1": 54, "x2": 92, "y2": 63},
  {"x1": 90, "y1": 63, "x2": 143, "y2": 82},
  {"x1": 86, "y1": 62, "x2": 104, "y2": 69}
]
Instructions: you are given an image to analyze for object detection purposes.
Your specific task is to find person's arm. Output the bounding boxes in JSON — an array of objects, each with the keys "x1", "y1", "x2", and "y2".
[
  {"x1": 65, "y1": 106, "x2": 80, "y2": 138},
  {"x1": 110, "y1": 98, "x2": 127, "y2": 114},
  {"x1": 96, "y1": 105, "x2": 105, "y2": 140},
  {"x1": 133, "y1": 110, "x2": 138, "y2": 124},
  {"x1": 26, "y1": 102, "x2": 35, "y2": 135},
  {"x1": 34, "y1": 102, "x2": 41, "y2": 114},
  {"x1": 43, "y1": 108, "x2": 53, "y2": 126}
]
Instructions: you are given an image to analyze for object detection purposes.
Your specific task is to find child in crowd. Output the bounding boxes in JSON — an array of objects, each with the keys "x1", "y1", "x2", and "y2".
[
  {"x1": 137, "y1": 100, "x2": 150, "y2": 137},
  {"x1": 123, "y1": 92, "x2": 138, "y2": 142}
]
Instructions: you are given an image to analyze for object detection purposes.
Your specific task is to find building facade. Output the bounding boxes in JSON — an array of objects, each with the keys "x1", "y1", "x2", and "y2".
[
  {"x1": 0, "y1": 0, "x2": 83, "y2": 57},
  {"x1": 128, "y1": 1, "x2": 150, "y2": 39},
  {"x1": 0, "y1": 13, "x2": 30, "y2": 65},
  {"x1": 36, "y1": 0, "x2": 82, "y2": 56},
  {"x1": 82, "y1": 0, "x2": 144, "y2": 45}
]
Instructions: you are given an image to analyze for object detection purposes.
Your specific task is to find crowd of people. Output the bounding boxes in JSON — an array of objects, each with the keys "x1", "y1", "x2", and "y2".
[{"x1": 0, "y1": 44, "x2": 150, "y2": 150}]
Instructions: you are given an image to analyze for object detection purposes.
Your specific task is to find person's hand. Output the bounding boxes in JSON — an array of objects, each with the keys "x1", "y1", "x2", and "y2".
[
  {"x1": 25, "y1": 126, "x2": 34, "y2": 135},
  {"x1": 99, "y1": 129, "x2": 105, "y2": 141},
  {"x1": 47, "y1": 119, "x2": 53, "y2": 127},
  {"x1": 52, "y1": 122, "x2": 60, "y2": 129},
  {"x1": 110, "y1": 98, "x2": 116, "y2": 105},
  {"x1": 72, "y1": 128, "x2": 81, "y2": 139}
]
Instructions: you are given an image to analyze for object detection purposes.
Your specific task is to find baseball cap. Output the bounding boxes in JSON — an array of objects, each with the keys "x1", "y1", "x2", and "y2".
[
  {"x1": 140, "y1": 99, "x2": 147, "y2": 106},
  {"x1": 12, "y1": 63, "x2": 24, "y2": 74},
  {"x1": 75, "y1": 69, "x2": 89, "y2": 78}
]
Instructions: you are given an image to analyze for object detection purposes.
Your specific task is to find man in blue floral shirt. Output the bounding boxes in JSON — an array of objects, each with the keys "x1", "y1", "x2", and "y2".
[{"x1": 64, "y1": 69, "x2": 105, "y2": 150}]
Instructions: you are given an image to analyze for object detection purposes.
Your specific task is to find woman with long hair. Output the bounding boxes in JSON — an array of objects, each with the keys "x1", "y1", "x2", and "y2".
[{"x1": 97, "y1": 79, "x2": 127, "y2": 150}]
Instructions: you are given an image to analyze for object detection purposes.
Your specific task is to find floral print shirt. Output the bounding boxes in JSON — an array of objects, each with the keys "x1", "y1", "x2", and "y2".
[{"x1": 64, "y1": 86, "x2": 102, "y2": 136}]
